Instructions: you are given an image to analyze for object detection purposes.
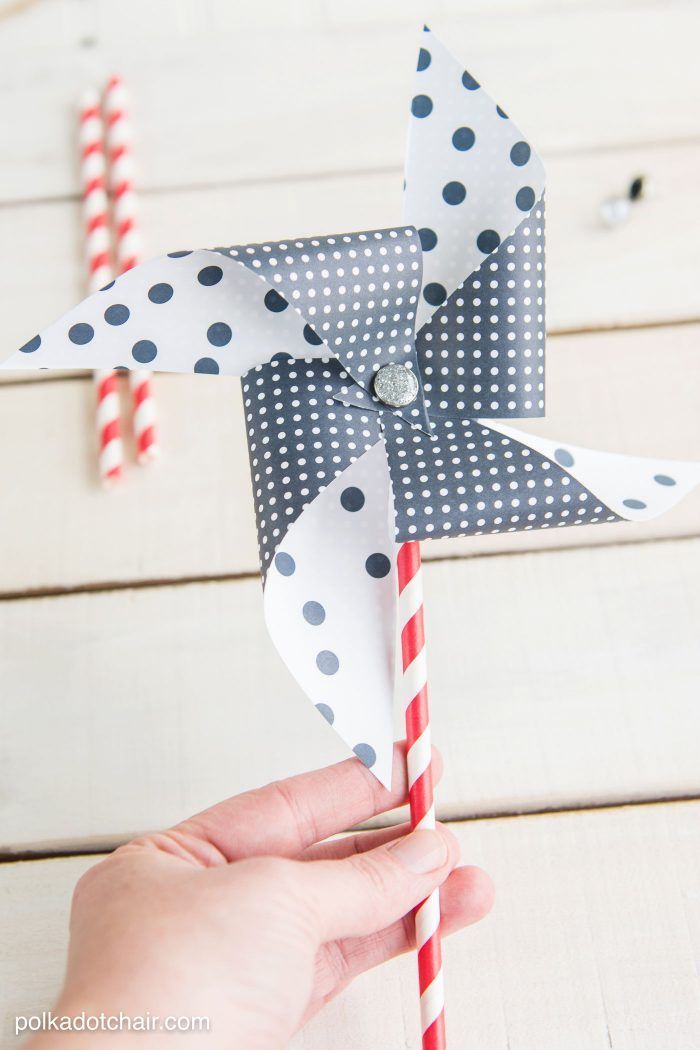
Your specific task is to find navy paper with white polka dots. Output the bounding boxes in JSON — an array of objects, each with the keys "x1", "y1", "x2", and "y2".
[
  {"x1": 242, "y1": 355, "x2": 383, "y2": 575},
  {"x1": 384, "y1": 416, "x2": 622, "y2": 541},
  {"x1": 218, "y1": 230, "x2": 420, "y2": 385},
  {"x1": 218, "y1": 227, "x2": 431, "y2": 431}
]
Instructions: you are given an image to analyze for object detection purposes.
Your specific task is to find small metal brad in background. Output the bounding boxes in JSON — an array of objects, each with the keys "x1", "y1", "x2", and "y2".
[{"x1": 600, "y1": 174, "x2": 650, "y2": 228}]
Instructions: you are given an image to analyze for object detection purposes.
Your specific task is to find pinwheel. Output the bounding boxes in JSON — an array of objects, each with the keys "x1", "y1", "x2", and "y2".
[{"x1": 6, "y1": 27, "x2": 699, "y2": 1050}]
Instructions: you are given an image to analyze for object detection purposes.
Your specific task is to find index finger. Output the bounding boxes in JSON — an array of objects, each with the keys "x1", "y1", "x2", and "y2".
[{"x1": 176, "y1": 742, "x2": 442, "y2": 862}]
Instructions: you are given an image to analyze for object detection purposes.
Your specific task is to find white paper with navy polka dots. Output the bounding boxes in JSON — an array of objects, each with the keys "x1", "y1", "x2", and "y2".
[
  {"x1": 264, "y1": 440, "x2": 397, "y2": 788},
  {"x1": 405, "y1": 26, "x2": 546, "y2": 333},
  {"x1": 3, "y1": 250, "x2": 328, "y2": 376},
  {"x1": 4, "y1": 28, "x2": 699, "y2": 787}
]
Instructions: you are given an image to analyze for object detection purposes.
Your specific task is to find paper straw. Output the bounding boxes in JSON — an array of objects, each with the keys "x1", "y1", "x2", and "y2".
[
  {"x1": 104, "y1": 74, "x2": 159, "y2": 465},
  {"x1": 78, "y1": 88, "x2": 123, "y2": 486},
  {"x1": 398, "y1": 540, "x2": 446, "y2": 1050}
]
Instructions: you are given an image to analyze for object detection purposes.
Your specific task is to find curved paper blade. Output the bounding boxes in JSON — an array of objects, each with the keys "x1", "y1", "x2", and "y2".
[
  {"x1": 217, "y1": 228, "x2": 425, "y2": 418},
  {"x1": 404, "y1": 27, "x2": 546, "y2": 330},
  {"x1": 242, "y1": 354, "x2": 383, "y2": 575},
  {"x1": 385, "y1": 414, "x2": 621, "y2": 538},
  {"x1": 383, "y1": 414, "x2": 700, "y2": 539},
  {"x1": 6, "y1": 231, "x2": 431, "y2": 429},
  {"x1": 416, "y1": 195, "x2": 545, "y2": 420},
  {"x1": 263, "y1": 440, "x2": 398, "y2": 788},
  {"x1": 481, "y1": 421, "x2": 700, "y2": 523},
  {"x1": 3, "y1": 250, "x2": 327, "y2": 376}
]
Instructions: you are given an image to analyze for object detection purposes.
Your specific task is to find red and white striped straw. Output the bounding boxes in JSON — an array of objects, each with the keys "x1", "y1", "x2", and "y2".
[
  {"x1": 78, "y1": 88, "x2": 123, "y2": 486},
  {"x1": 398, "y1": 540, "x2": 446, "y2": 1050},
  {"x1": 104, "y1": 74, "x2": 159, "y2": 465}
]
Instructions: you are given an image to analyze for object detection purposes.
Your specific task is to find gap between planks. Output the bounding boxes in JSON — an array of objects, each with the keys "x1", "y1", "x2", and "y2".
[
  {"x1": 0, "y1": 531, "x2": 698, "y2": 604},
  {"x1": 4, "y1": 790, "x2": 700, "y2": 865},
  {"x1": 3, "y1": 539, "x2": 697, "y2": 856},
  {"x1": 4, "y1": 798, "x2": 699, "y2": 1050},
  {"x1": 2, "y1": 130, "x2": 700, "y2": 212},
  {"x1": 4, "y1": 2, "x2": 700, "y2": 205}
]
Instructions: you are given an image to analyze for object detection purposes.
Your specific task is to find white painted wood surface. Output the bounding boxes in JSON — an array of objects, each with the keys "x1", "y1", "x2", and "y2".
[
  {"x1": 2, "y1": 538, "x2": 699, "y2": 853},
  {"x1": 1, "y1": 0, "x2": 699, "y2": 1045},
  {"x1": 3, "y1": 801, "x2": 700, "y2": 1050},
  {"x1": 2, "y1": 1, "x2": 699, "y2": 203}
]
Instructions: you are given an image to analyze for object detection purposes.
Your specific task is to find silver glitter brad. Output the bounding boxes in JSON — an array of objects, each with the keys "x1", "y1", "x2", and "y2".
[{"x1": 372, "y1": 363, "x2": 419, "y2": 408}]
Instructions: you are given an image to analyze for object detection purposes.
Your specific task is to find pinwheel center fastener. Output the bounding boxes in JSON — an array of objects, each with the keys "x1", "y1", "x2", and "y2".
[{"x1": 373, "y1": 362, "x2": 419, "y2": 408}]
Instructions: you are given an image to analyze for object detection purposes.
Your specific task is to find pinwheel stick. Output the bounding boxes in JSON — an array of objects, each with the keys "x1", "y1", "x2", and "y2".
[{"x1": 398, "y1": 540, "x2": 446, "y2": 1050}]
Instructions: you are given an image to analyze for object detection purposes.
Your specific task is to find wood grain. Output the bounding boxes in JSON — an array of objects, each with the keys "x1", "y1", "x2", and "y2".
[
  {"x1": 1, "y1": 2, "x2": 699, "y2": 204},
  {"x1": 1, "y1": 323, "x2": 698, "y2": 595},
  {"x1": 1, "y1": 537, "x2": 698, "y2": 854},
  {"x1": 2, "y1": 800, "x2": 699, "y2": 1049}
]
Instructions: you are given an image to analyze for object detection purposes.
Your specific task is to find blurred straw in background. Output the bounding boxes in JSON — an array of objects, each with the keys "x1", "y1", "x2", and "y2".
[
  {"x1": 78, "y1": 87, "x2": 123, "y2": 487},
  {"x1": 104, "y1": 74, "x2": 159, "y2": 467}
]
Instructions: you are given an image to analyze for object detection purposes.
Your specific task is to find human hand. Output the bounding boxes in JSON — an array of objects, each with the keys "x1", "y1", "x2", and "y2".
[{"x1": 30, "y1": 745, "x2": 493, "y2": 1050}]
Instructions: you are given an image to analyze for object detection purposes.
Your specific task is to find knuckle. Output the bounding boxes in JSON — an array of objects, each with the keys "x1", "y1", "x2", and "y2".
[
  {"x1": 319, "y1": 939, "x2": 351, "y2": 989},
  {"x1": 71, "y1": 867, "x2": 96, "y2": 904},
  {"x1": 239, "y1": 856, "x2": 309, "y2": 910},
  {"x1": 244, "y1": 854, "x2": 295, "y2": 887},
  {"x1": 71, "y1": 854, "x2": 115, "y2": 907},
  {"x1": 269, "y1": 778, "x2": 319, "y2": 845},
  {"x1": 401, "y1": 910, "x2": 417, "y2": 950},
  {"x1": 239, "y1": 856, "x2": 322, "y2": 940},
  {"x1": 352, "y1": 852, "x2": 396, "y2": 903}
]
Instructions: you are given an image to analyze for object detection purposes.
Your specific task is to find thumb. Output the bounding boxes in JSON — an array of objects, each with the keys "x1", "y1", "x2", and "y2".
[{"x1": 302, "y1": 827, "x2": 459, "y2": 941}]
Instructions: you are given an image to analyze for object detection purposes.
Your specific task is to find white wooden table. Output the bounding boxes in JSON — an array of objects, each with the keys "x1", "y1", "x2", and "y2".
[{"x1": 1, "y1": 1, "x2": 699, "y2": 1047}]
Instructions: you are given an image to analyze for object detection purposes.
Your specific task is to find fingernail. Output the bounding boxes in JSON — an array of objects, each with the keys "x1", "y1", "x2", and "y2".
[{"x1": 389, "y1": 829, "x2": 448, "y2": 874}]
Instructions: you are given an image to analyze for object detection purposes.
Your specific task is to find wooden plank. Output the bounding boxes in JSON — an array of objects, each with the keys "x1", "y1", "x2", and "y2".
[
  {"x1": 323, "y1": 0, "x2": 650, "y2": 25},
  {"x1": 1, "y1": 3, "x2": 699, "y2": 204},
  {"x1": 1, "y1": 537, "x2": 699, "y2": 853},
  {"x1": 548, "y1": 143, "x2": 700, "y2": 332},
  {"x1": 0, "y1": 373, "x2": 260, "y2": 593},
  {"x1": 2, "y1": 801, "x2": 700, "y2": 1048},
  {"x1": 3, "y1": 141, "x2": 700, "y2": 363},
  {"x1": 1, "y1": 323, "x2": 699, "y2": 595}
]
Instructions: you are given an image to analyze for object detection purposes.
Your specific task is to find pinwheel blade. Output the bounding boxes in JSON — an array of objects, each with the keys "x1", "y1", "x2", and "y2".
[
  {"x1": 3, "y1": 250, "x2": 327, "y2": 376},
  {"x1": 404, "y1": 26, "x2": 546, "y2": 331},
  {"x1": 263, "y1": 440, "x2": 398, "y2": 788},
  {"x1": 483, "y1": 421, "x2": 700, "y2": 524}
]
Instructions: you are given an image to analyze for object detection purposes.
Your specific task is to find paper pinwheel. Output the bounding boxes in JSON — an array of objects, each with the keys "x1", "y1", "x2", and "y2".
[
  {"x1": 7, "y1": 27, "x2": 698, "y2": 784},
  {"x1": 5, "y1": 28, "x2": 700, "y2": 1045}
]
